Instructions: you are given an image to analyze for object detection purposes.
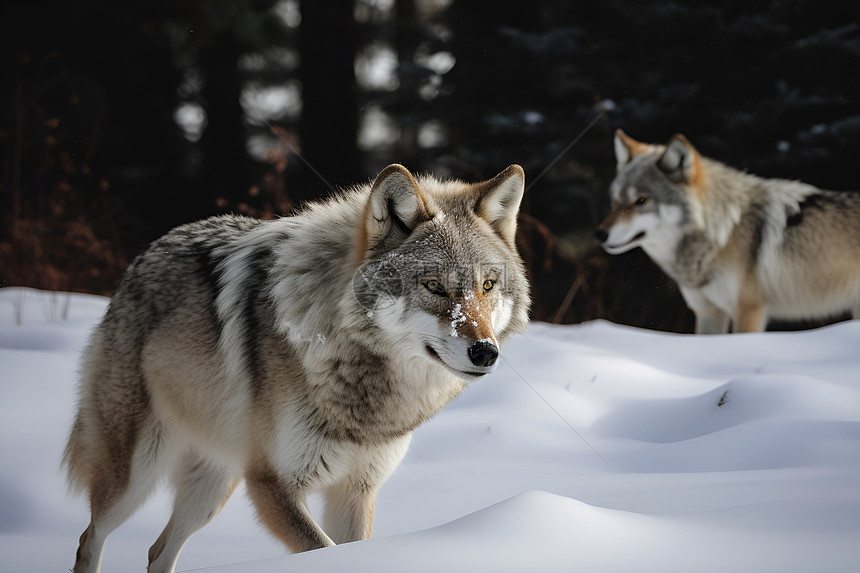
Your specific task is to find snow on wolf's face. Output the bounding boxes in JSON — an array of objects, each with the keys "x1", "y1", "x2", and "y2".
[{"x1": 351, "y1": 163, "x2": 528, "y2": 379}]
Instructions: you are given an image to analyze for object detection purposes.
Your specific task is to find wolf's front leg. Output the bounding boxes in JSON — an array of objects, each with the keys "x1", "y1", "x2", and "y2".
[
  {"x1": 321, "y1": 435, "x2": 412, "y2": 544},
  {"x1": 322, "y1": 480, "x2": 377, "y2": 543},
  {"x1": 245, "y1": 466, "x2": 334, "y2": 553},
  {"x1": 694, "y1": 310, "x2": 731, "y2": 335},
  {"x1": 680, "y1": 287, "x2": 730, "y2": 334},
  {"x1": 734, "y1": 302, "x2": 766, "y2": 333}
]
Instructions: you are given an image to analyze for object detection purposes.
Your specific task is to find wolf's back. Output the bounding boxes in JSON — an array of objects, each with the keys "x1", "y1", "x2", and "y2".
[{"x1": 62, "y1": 215, "x2": 266, "y2": 492}]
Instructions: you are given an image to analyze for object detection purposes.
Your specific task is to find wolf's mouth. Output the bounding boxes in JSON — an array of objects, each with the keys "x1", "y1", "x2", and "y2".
[
  {"x1": 425, "y1": 344, "x2": 443, "y2": 362},
  {"x1": 424, "y1": 344, "x2": 488, "y2": 378},
  {"x1": 607, "y1": 230, "x2": 646, "y2": 250}
]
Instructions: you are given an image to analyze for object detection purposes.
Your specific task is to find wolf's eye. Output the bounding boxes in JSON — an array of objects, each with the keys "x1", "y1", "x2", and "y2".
[
  {"x1": 634, "y1": 196, "x2": 649, "y2": 207},
  {"x1": 424, "y1": 279, "x2": 447, "y2": 296},
  {"x1": 482, "y1": 279, "x2": 496, "y2": 293}
]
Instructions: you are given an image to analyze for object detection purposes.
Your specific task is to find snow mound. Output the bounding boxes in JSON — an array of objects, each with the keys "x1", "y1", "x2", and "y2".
[{"x1": 1, "y1": 288, "x2": 859, "y2": 573}]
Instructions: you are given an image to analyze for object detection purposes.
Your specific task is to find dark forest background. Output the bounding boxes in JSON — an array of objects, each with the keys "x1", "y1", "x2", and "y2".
[{"x1": 2, "y1": 0, "x2": 859, "y2": 331}]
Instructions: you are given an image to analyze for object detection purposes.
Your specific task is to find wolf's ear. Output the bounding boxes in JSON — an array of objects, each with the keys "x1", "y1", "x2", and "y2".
[
  {"x1": 476, "y1": 164, "x2": 525, "y2": 246},
  {"x1": 614, "y1": 129, "x2": 650, "y2": 170},
  {"x1": 360, "y1": 164, "x2": 429, "y2": 254},
  {"x1": 657, "y1": 134, "x2": 702, "y2": 186}
]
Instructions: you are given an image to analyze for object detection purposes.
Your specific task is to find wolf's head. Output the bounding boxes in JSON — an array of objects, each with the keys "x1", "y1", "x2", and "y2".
[
  {"x1": 351, "y1": 164, "x2": 530, "y2": 380},
  {"x1": 595, "y1": 130, "x2": 706, "y2": 257}
]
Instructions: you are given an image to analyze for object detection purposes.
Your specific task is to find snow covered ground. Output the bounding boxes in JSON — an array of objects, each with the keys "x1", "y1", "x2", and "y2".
[{"x1": 2, "y1": 287, "x2": 859, "y2": 572}]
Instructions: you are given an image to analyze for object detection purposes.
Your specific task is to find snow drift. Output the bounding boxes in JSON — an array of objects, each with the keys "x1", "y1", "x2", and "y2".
[{"x1": 1, "y1": 287, "x2": 858, "y2": 572}]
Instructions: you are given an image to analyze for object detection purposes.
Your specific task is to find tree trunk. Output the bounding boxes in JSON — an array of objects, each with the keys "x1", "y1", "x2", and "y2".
[{"x1": 297, "y1": 0, "x2": 361, "y2": 203}]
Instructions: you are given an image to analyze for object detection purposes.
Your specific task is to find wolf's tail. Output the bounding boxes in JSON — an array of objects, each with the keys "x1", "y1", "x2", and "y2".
[
  {"x1": 62, "y1": 414, "x2": 89, "y2": 495},
  {"x1": 61, "y1": 329, "x2": 106, "y2": 496}
]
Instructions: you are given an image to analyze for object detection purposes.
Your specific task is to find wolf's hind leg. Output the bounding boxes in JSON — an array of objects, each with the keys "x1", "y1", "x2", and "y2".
[
  {"x1": 147, "y1": 455, "x2": 240, "y2": 573},
  {"x1": 73, "y1": 435, "x2": 164, "y2": 573},
  {"x1": 322, "y1": 481, "x2": 377, "y2": 544}
]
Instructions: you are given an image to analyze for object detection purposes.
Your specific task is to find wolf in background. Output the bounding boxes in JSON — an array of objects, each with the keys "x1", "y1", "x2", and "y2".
[
  {"x1": 63, "y1": 164, "x2": 530, "y2": 573},
  {"x1": 595, "y1": 130, "x2": 860, "y2": 333}
]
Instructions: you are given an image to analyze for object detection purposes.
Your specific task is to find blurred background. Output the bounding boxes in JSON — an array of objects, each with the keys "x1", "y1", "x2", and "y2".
[{"x1": 2, "y1": 0, "x2": 858, "y2": 331}]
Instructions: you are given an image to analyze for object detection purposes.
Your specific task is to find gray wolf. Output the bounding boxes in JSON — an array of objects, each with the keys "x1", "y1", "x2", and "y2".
[
  {"x1": 63, "y1": 164, "x2": 530, "y2": 572},
  {"x1": 595, "y1": 129, "x2": 860, "y2": 333}
]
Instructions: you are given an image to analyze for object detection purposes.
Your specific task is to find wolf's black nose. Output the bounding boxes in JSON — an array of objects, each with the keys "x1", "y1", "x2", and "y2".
[
  {"x1": 593, "y1": 228, "x2": 608, "y2": 243},
  {"x1": 468, "y1": 340, "x2": 499, "y2": 368}
]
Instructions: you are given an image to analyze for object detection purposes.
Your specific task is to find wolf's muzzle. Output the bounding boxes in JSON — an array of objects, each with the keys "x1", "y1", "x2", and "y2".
[{"x1": 467, "y1": 340, "x2": 499, "y2": 368}]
